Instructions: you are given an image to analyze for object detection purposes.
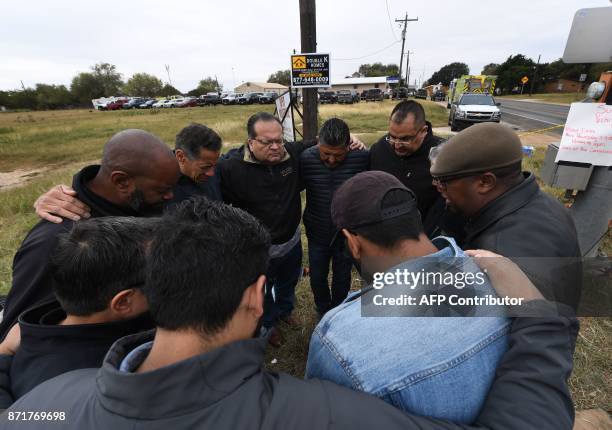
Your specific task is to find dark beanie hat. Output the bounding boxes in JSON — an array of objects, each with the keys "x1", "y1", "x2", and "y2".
[{"x1": 430, "y1": 122, "x2": 523, "y2": 177}]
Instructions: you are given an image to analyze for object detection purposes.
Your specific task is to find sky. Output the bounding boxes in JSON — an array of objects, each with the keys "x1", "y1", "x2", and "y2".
[{"x1": 1, "y1": 0, "x2": 610, "y2": 93}]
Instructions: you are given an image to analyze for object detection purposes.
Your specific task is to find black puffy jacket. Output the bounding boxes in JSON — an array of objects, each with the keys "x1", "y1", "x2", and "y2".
[
  {"x1": 369, "y1": 122, "x2": 442, "y2": 218},
  {"x1": 300, "y1": 147, "x2": 370, "y2": 246}
]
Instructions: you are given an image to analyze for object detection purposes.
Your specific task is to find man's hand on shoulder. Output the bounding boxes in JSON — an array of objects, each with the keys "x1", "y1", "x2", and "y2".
[
  {"x1": 0, "y1": 324, "x2": 21, "y2": 356},
  {"x1": 348, "y1": 134, "x2": 366, "y2": 151},
  {"x1": 34, "y1": 185, "x2": 91, "y2": 224}
]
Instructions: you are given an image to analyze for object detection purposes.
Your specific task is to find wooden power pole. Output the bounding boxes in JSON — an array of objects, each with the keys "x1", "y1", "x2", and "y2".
[
  {"x1": 395, "y1": 14, "x2": 418, "y2": 86},
  {"x1": 299, "y1": 0, "x2": 318, "y2": 141}
]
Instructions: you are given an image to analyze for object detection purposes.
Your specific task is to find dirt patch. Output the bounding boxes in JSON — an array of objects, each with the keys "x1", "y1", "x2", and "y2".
[{"x1": 0, "y1": 167, "x2": 49, "y2": 191}]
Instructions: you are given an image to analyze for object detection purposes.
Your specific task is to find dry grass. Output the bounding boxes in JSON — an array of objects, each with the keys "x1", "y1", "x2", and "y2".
[{"x1": 0, "y1": 102, "x2": 609, "y2": 413}]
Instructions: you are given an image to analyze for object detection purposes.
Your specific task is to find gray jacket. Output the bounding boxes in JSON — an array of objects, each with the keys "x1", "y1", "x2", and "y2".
[{"x1": 0, "y1": 305, "x2": 577, "y2": 430}]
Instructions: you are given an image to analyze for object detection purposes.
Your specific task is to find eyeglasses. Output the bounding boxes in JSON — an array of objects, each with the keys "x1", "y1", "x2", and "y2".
[
  {"x1": 432, "y1": 172, "x2": 482, "y2": 190},
  {"x1": 385, "y1": 131, "x2": 424, "y2": 147},
  {"x1": 252, "y1": 137, "x2": 286, "y2": 147}
]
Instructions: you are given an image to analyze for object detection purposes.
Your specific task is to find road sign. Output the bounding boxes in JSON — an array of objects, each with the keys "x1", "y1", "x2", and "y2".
[
  {"x1": 521, "y1": 76, "x2": 529, "y2": 84},
  {"x1": 290, "y1": 53, "x2": 330, "y2": 88}
]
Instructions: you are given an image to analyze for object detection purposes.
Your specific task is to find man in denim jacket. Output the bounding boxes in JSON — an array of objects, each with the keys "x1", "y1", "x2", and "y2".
[{"x1": 306, "y1": 171, "x2": 511, "y2": 423}]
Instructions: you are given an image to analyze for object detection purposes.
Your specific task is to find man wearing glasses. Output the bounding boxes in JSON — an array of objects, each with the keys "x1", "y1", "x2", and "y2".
[
  {"x1": 369, "y1": 100, "x2": 443, "y2": 220},
  {"x1": 218, "y1": 113, "x2": 364, "y2": 346},
  {"x1": 430, "y1": 122, "x2": 582, "y2": 309}
]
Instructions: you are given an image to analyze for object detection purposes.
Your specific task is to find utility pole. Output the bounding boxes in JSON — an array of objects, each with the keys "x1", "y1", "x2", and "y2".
[
  {"x1": 299, "y1": 0, "x2": 318, "y2": 141},
  {"x1": 405, "y1": 51, "x2": 412, "y2": 88},
  {"x1": 529, "y1": 54, "x2": 541, "y2": 97},
  {"x1": 395, "y1": 13, "x2": 418, "y2": 86}
]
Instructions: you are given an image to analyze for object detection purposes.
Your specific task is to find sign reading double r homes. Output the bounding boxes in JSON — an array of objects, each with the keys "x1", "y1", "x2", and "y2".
[{"x1": 290, "y1": 53, "x2": 330, "y2": 88}]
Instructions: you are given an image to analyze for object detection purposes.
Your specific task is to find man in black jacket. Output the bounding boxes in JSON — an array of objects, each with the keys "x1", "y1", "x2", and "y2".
[
  {"x1": 430, "y1": 122, "x2": 582, "y2": 308},
  {"x1": 166, "y1": 122, "x2": 223, "y2": 205},
  {"x1": 301, "y1": 118, "x2": 369, "y2": 316},
  {"x1": 217, "y1": 113, "x2": 308, "y2": 345},
  {"x1": 0, "y1": 129, "x2": 180, "y2": 339},
  {"x1": 0, "y1": 198, "x2": 578, "y2": 430},
  {"x1": 370, "y1": 100, "x2": 443, "y2": 219},
  {"x1": 0, "y1": 217, "x2": 155, "y2": 407}
]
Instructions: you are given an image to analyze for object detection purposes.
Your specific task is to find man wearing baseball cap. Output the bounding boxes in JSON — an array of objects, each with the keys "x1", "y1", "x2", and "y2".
[
  {"x1": 429, "y1": 122, "x2": 581, "y2": 308},
  {"x1": 306, "y1": 171, "x2": 511, "y2": 423}
]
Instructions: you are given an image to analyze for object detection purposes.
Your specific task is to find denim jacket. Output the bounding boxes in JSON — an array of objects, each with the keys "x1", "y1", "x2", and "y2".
[{"x1": 305, "y1": 237, "x2": 511, "y2": 423}]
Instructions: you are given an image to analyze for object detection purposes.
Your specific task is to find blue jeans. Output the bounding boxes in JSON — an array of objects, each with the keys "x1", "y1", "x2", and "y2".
[
  {"x1": 263, "y1": 241, "x2": 303, "y2": 329},
  {"x1": 308, "y1": 240, "x2": 353, "y2": 315}
]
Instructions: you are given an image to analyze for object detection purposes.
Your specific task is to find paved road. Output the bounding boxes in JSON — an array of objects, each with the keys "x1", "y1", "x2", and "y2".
[{"x1": 498, "y1": 99, "x2": 570, "y2": 136}]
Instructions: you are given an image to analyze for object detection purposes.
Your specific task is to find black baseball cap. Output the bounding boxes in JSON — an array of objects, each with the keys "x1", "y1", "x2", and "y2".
[{"x1": 331, "y1": 171, "x2": 418, "y2": 236}]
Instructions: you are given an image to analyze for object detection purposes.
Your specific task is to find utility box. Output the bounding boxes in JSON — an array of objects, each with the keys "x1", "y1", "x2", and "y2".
[{"x1": 540, "y1": 143, "x2": 594, "y2": 191}]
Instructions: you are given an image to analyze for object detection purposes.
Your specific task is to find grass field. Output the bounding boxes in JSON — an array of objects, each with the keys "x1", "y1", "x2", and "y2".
[
  {"x1": 0, "y1": 101, "x2": 609, "y2": 412},
  {"x1": 498, "y1": 92, "x2": 587, "y2": 105}
]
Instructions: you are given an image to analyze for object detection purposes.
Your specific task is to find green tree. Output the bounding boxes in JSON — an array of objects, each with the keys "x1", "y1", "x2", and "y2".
[
  {"x1": 268, "y1": 70, "x2": 291, "y2": 86},
  {"x1": 481, "y1": 63, "x2": 499, "y2": 75},
  {"x1": 35, "y1": 84, "x2": 73, "y2": 110},
  {"x1": 91, "y1": 63, "x2": 124, "y2": 96},
  {"x1": 70, "y1": 72, "x2": 104, "y2": 105},
  {"x1": 427, "y1": 62, "x2": 469, "y2": 86},
  {"x1": 123, "y1": 73, "x2": 164, "y2": 97},
  {"x1": 495, "y1": 54, "x2": 535, "y2": 93},
  {"x1": 357, "y1": 63, "x2": 399, "y2": 77},
  {"x1": 159, "y1": 83, "x2": 182, "y2": 97},
  {"x1": 187, "y1": 77, "x2": 221, "y2": 96}
]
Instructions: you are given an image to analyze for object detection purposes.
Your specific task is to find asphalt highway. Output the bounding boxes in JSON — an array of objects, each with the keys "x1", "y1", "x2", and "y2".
[{"x1": 497, "y1": 99, "x2": 571, "y2": 136}]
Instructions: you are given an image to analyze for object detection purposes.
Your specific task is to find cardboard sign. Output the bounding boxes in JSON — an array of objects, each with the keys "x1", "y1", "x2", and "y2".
[
  {"x1": 275, "y1": 92, "x2": 295, "y2": 142},
  {"x1": 555, "y1": 103, "x2": 612, "y2": 166},
  {"x1": 290, "y1": 53, "x2": 330, "y2": 88}
]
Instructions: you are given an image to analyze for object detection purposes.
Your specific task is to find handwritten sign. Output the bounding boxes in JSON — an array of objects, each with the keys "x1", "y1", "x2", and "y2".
[{"x1": 555, "y1": 103, "x2": 612, "y2": 166}]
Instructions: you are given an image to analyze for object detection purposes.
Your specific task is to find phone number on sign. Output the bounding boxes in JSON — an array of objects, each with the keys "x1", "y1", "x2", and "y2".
[
  {"x1": 7, "y1": 411, "x2": 66, "y2": 421},
  {"x1": 293, "y1": 77, "x2": 329, "y2": 84}
]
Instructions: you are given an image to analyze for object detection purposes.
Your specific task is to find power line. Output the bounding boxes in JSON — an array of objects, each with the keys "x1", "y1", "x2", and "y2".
[
  {"x1": 385, "y1": 0, "x2": 399, "y2": 42},
  {"x1": 335, "y1": 40, "x2": 400, "y2": 61}
]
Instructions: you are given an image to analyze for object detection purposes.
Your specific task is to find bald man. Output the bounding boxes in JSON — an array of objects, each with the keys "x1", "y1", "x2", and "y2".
[{"x1": 0, "y1": 129, "x2": 180, "y2": 339}]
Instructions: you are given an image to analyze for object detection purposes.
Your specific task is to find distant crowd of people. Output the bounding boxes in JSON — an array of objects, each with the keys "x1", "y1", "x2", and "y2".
[{"x1": 0, "y1": 100, "x2": 582, "y2": 429}]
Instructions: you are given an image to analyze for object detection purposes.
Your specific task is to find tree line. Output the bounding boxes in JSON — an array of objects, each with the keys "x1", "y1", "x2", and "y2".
[
  {"x1": 0, "y1": 63, "x2": 222, "y2": 111},
  {"x1": 424, "y1": 56, "x2": 612, "y2": 94}
]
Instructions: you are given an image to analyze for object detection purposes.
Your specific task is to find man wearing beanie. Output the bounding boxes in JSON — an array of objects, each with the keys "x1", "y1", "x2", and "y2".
[{"x1": 430, "y1": 122, "x2": 582, "y2": 309}]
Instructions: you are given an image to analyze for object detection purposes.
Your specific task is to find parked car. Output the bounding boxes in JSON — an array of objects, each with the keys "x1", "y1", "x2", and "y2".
[
  {"x1": 258, "y1": 92, "x2": 278, "y2": 104},
  {"x1": 106, "y1": 99, "x2": 129, "y2": 110},
  {"x1": 415, "y1": 89, "x2": 428, "y2": 99},
  {"x1": 337, "y1": 90, "x2": 360, "y2": 104},
  {"x1": 319, "y1": 91, "x2": 337, "y2": 104},
  {"x1": 432, "y1": 90, "x2": 446, "y2": 102},
  {"x1": 198, "y1": 94, "x2": 221, "y2": 106},
  {"x1": 122, "y1": 98, "x2": 147, "y2": 109},
  {"x1": 448, "y1": 93, "x2": 501, "y2": 131},
  {"x1": 365, "y1": 88, "x2": 384, "y2": 102},
  {"x1": 392, "y1": 87, "x2": 409, "y2": 99},
  {"x1": 176, "y1": 98, "x2": 198, "y2": 108},
  {"x1": 166, "y1": 98, "x2": 186, "y2": 108},
  {"x1": 222, "y1": 93, "x2": 241, "y2": 105},
  {"x1": 238, "y1": 92, "x2": 264, "y2": 105},
  {"x1": 152, "y1": 99, "x2": 171, "y2": 108},
  {"x1": 137, "y1": 99, "x2": 157, "y2": 109}
]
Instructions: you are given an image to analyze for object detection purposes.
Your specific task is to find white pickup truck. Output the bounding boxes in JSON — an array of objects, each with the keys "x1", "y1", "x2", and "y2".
[{"x1": 448, "y1": 93, "x2": 501, "y2": 131}]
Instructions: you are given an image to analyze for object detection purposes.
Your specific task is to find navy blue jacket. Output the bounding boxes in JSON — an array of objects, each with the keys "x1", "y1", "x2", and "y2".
[{"x1": 301, "y1": 147, "x2": 370, "y2": 246}]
